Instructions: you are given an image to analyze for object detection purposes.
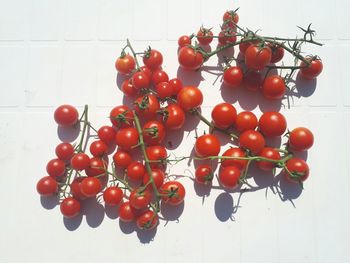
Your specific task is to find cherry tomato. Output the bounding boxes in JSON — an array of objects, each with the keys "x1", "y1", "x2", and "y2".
[
  {"x1": 300, "y1": 57, "x2": 323, "y2": 80},
  {"x1": 218, "y1": 30, "x2": 236, "y2": 45},
  {"x1": 80, "y1": 177, "x2": 102, "y2": 197},
  {"x1": 256, "y1": 147, "x2": 281, "y2": 171},
  {"x1": 85, "y1": 157, "x2": 106, "y2": 177},
  {"x1": 46, "y1": 158, "x2": 65, "y2": 178},
  {"x1": 136, "y1": 210, "x2": 158, "y2": 230},
  {"x1": 223, "y1": 66, "x2": 243, "y2": 88},
  {"x1": 127, "y1": 161, "x2": 146, "y2": 181},
  {"x1": 121, "y1": 79, "x2": 138, "y2": 97},
  {"x1": 219, "y1": 166, "x2": 241, "y2": 189},
  {"x1": 89, "y1": 140, "x2": 108, "y2": 157},
  {"x1": 268, "y1": 43, "x2": 285, "y2": 63},
  {"x1": 113, "y1": 150, "x2": 132, "y2": 169},
  {"x1": 195, "y1": 134, "x2": 221, "y2": 157},
  {"x1": 197, "y1": 27, "x2": 213, "y2": 45},
  {"x1": 160, "y1": 181, "x2": 185, "y2": 205},
  {"x1": 178, "y1": 46, "x2": 204, "y2": 71},
  {"x1": 195, "y1": 165, "x2": 213, "y2": 184},
  {"x1": 223, "y1": 10, "x2": 239, "y2": 24},
  {"x1": 211, "y1": 102, "x2": 237, "y2": 129},
  {"x1": 285, "y1": 158, "x2": 309, "y2": 183},
  {"x1": 289, "y1": 127, "x2": 314, "y2": 151},
  {"x1": 143, "y1": 169, "x2": 165, "y2": 190},
  {"x1": 140, "y1": 66, "x2": 152, "y2": 79},
  {"x1": 129, "y1": 189, "x2": 151, "y2": 209},
  {"x1": 103, "y1": 186, "x2": 123, "y2": 206},
  {"x1": 36, "y1": 176, "x2": 58, "y2": 196},
  {"x1": 245, "y1": 45, "x2": 272, "y2": 71},
  {"x1": 55, "y1": 143, "x2": 74, "y2": 162},
  {"x1": 258, "y1": 111, "x2": 287, "y2": 137},
  {"x1": 143, "y1": 120, "x2": 166, "y2": 146},
  {"x1": 134, "y1": 94, "x2": 160, "y2": 120},
  {"x1": 162, "y1": 104, "x2": 185, "y2": 130},
  {"x1": 239, "y1": 40, "x2": 259, "y2": 55},
  {"x1": 118, "y1": 201, "x2": 139, "y2": 222},
  {"x1": 70, "y1": 177, "x2": 87, "y2": 200},
  {"x1": 132, "y1": 71, "x2": 150, "y2": 90},
  {"x1": 54, "y1": 105, "x2": 79, "y2": 127},
  {"x1": 242, "y1": 71, "x2": 262, "y2": 92},
  {"x1": 71, "y1": 153, "x2": 90, "y2": 171},
  {"x1": 177, "y1": 86, "x2": 203, "y2": 111},
  {"x1": 151, "y1": 70, "x2": 169, "y2": 86},
  {"x1": 178, "y1": 35, "x2": 191, "y2": 48},
  {"x1": 115, "y1": 54, "x2": 135, "y2": 75},
  {"x1": 60, "y1": 197, "x2": 80, "y2": 218},
  {"x1": 143, "y1": 49, "x2": 163, "y2": 71},
  {"x1": 109, "y1": 105, "x2": 134, "y2": 128},
  {"x1": 98, "y1": 126, "x2": 116, "y2": 145},
  {"x1": 156, "y1": 82, "x2": 173, "y2": 99},
  {"x1": 146, "y1": 146, "x2": 168, "y2": 167},
  {"x1": 115, "y1": 127, "x2": 139, "y2": 150},
  {"x1": 169, "y1": 78, "x2": 183, "y2": 95},
  {"x1": 262, "y1": 75, "x2": 286, "y2": 100},
  {"x1": 235, "y1": 111, "x2": 258, "y2": 133},
  {"x1": 221, "y1": 147, "x2": 247, "y2": 170},
  {"x1": 239, "y1": 130, "x2": 265, "y2": 154}
]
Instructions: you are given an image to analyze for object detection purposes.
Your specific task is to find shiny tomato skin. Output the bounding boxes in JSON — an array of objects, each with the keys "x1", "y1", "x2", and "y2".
[
  {"x1": 60, "y1": 197, "x2": 81, "y2": 218},
  {"x1": 245, "y1": 45, "x2": 272, "y2": 71},
  {"x1": 115, "y1": 127, "x2": 139, "y2": 150},
  {"x1": 178, "y1": 46, "x2": 204, "y2": 71},
  {"x1": 285, "y1": 158, "x2": 310, "y2": 183},
  {"x1": 46, "y1": 158, "x2": 65, "y2": 178},
  {"x1": 163, "y1": 104, "x2": 185, "y2": 130},
  {"x1": 132, "y1": 71, "x2": 150, "y2": 90},
  {"x1": 143, "y1": 49, "x2": 163, "y2": 71},
  {"x1": 109, "y1": 105, "x2": 134, "y2": 128},
  {"x1": 223, "y1": 66, "x2": 243, "y2": 88},
  {"x1": 127, "y1": 161, "x2": 146, "y2": 181},
  {"x1": 80, "y1": 177, "x2": 102, "y2": 197},
  {"x1": 178, "y1": 35, "x2": 191, "y2": 48},
  {"x1": 71, "y1": 153, "x2": 90, "y2": 171},
  {"x1": 143, "y1": 169, "x2": 165, "y2": 190},
  {"x1": 136, "y1": 210, "x2": 158, "y2": 230},
  {"x1": 103, "y1": 186, "x2": 123, "y2": 206},
  {"x1": 118, "y1": 201, "x2": 139, "y2": 222},
  {"x1": 268, "y1": 43, "x2": 285, "y2": 63},
  {"x1": 151, "y1": 70, "x2": 169, "y2": 86},
  {"x1": 115, "y1": 54, "x2": 135, "y2": 75},
  {"x1": 221, "y1": 147, "x2": 248, "y2": 170},
  {"x1": 235, "y1": 111, "x2": 258, "y2": 133},
  {"x1": 121, "y1": 79, "x2": 138, "y2": 97},
  {"x1": 140, "y1": 66, "x2": 152, "y2": 79},
  {"x1": 97, "y1": 126, "x2": 116, "y2": 145},
  {"x1": 70, "y1": 177, "x2": 87, "y2": 200},
  {"x1": 300, "y1": 57, "x2": 323, "y2": 80},
  {"x1": 54, "y1": 105, "x2": 79, "y2": 127},
  {"x1": 169, "y1": 78, "x2": 183, "y2": 95},
  {"x1": 218, "y1": 30, "x2": 236, "y2": 45},
  {"x1": 256, "y1": 147, "x2": 281, "y2": 171},
  {"x1": 258, "y1": 112, "x2": 287, "y2": 137},
  {"x1": 89, "y1": 140, "x2": 108, "y2": 157},
  {"x1": 134, "y1": 94, "x2": 160, "y2": 120},
  {"x1": 289, "y1": 127, "x2": 314, "y2": 151},
  {"x1": 160, "y1": 181, "x2": 185, "y2": 205},
  {"x1": 36, "y1": 176, "x2": 58, "y2": 196},
  {"x1": 55, "y1": 142, "x2": 74, "y2": 162},
  {"x1": 195, "y1": 164, "x2": 213, "y2": 184},
  {"x1": 143, "y1": 120, "x2": 166, "y2": 146},
  {"x1": 129, "y1": 189, "x2": 151, "y2": 209},
  {"x1": 195, "y1": 134, "x2": 221, "y2": 157},
  {"x1": 85, "y1": 157, "x2": 106, "y2": 177},
  {"x1": 197, "y1": 28, "x2": 213, "y2": 45},
  {"x1": 239, "y1": 130, "x2": 265, "y2": 154},
  {"x1": 146, "y1": 146, "x2": 168, "y2": 168},
  {"x1": 156, "y1": 82, "x2": 173, "y2": 99},
  {"x1": 242, "y1": 71, "x2": 262, "y2": 92},
  {"x1": 113, "y1": 150, "x2": 132, "y2": 169},
  {"x1": 177, "y1": 86, "x2": 203, "y2": 111},
  {"x1": 211, "y1": 102, "x2": 237, "y2": 129},
  {"x1": 219, "y1": 166, "x2": 241, "y2": 189},
  {"x1": 262, "y1": 75, "x2": 286, "y2": 100},
  {"x1": 223, "y1": 10, "x2": 239, "y2": 24}
]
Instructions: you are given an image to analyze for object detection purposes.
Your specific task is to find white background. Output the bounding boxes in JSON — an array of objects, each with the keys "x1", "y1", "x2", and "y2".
[{"x1": 0, "y1": 0, "x2": 349, "y2": 262}]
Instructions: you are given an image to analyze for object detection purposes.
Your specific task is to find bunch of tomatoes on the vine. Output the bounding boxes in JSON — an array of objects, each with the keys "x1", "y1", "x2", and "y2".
[{"x1": 36, "y1": 7, "x2": 322, "y2": 233}]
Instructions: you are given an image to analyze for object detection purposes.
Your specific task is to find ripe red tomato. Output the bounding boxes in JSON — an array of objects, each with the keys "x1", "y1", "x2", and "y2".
[
  {"x1": 54, "y1": 105, "x2": 79, "y2": 127},
  {"x1": 300, "y1": 57, "x2": 323, "y2": 80},
  {"x1": 103, "y1": 186, "x2": 123, "y2": 206},
  {"x1": 71, "y1": 153, "x2": 90, "y2": 171},
  {"x1": 121, "y1": 79, "x2": 138, "y2": 97},
  {"x1": 239, "y1": 130, "x2": 265, "y2": 154},
  {"x1": 169, "y1": 78, "x2": 183, "y2": 95},
  {"x1": 109, "y1": 105, "x2": 134, "y2": 128},
  {"x1": 46, "y1": 158, "x2": 65, "y2": 178},
  {"x1": 127, "y1": 161, "x2": 146, "y2": 181},
  {"x1": 80, "y1": 177, "x2": 102, "y2": 197},
  {"x1": 129, "y1": 189, "x2": 151, "y2": 209},
  {"x1": 85, "y1": 157, "x2": 106, "y2": 177},
  {"x1": 55, "y1": 142, "x2": 74, "y2": 162},
  {"x1": 178, "y1": 46, "x2": 204, "y2": 71},
  {"x1": 239, "y1": 40, "x2": 259, "y2": 55},
  {"x1": 97, "y1": 126, "x2": 116, "y2": 145},
  {"x1": 151, "y1": 70, "x2": 169, "y2": 86},
  {"x1": 115, "y1": 127, "x2": 139, "y2": 150},
  {"x1": 211, "y1": 102, "x2": 237, "y2": 129},
  {"x1": 235, "y1": 111, "x2": 258, "y2": 133},
  {"x1": 162, "y1": 104, "x2": 185, "y2": 130},
  {"x1": 223, "y1": 66, "x2": 243, "y2": 88},
  {"x1": 143, "y1": 49, "x2": 163, "y2": 71},
  {"x1": 242, "y1": 71, "x2": 262, "y2": 92},
  {"x1": 195, "y1": 134, "x2": 221, "y2": 157},
  {"x1": 178, "y1": 35, "x2": 191, "y2": 47},
  {"x1": 134, "y1": 94, "x2": 160, "y2": 119},
  {"x1": 136, "y1": 210, "x2": 158, "y2": 230},
  {"x1": 268, "y1": 43, "x2": 285, "y2": 63},
  {"x1": 36, "y1": 176, "x2": 58, "y2": 196},
  {"x1": 155, "y1": 82, "x2": 173, "y2": 99},
  {"x1": 113, "y1": 150, "x2": 132, "y2": 169},
  {"x1": 285, "y1": 158, "x2": 309, "y2": 183},
  {"x1": 70, "y1": 177, "x2": 87, "y2": 200},
  {"x1": 132, "y1": 71, "x2": 150, "y2": 90},
  {"x1": 197, "y1": 27, "x2": 213, "y2": 45},
  {"x1": 195, "y1": 164, "x2": 213, "y2": 184},
  {"x1": 221, "y1": 147, "x2": 247, "y2": 170},
  {"x1": 177, "y1": 86, "x2": 203, "y2": 111},
  {"x1": 118, "y1": 201, "x2": 139, "y2": 222},
  {"x1": 160, "y1": 181, "x2": 185, "y2": 205},
  {"x1": 146, "y1": 146, "x2": 168, "y2": 167},
  {"x1": 115, "y1": 54, "x2": 135, "y2": 75},
  {"x1": 89, "y1": 140, "x2": 108, "y2": 157},
  {"x1": 262, "y1": 75, "x2": 286, "y2": 100},
  {"x1": 143, "y1": 169, "x2": 165, "y2": 190},
  {"x1": 245, "y1": 45, "x2": 272, "y2": 71},
  {"x1": 289, "y1": 127, "x2": 314, "y2": 151},
  {"x1": 258, "y1": 111, "x2": 287, "y2": 137},
  {"x1": 218, "y1": 30, "x2": 236, "y2": 45},
  {"x1": 60, "y1": 197, "x2": 80, "y2": 218},
  {"x1": 140, "y1": 66, "x2": 152, "y2": 79},
  {"x1": 223, "y1": 10, "x2": 239, "y2": 24},
  {"x1": 256, "y1": 147, "x2": 281, "y2": 171},
  {"x1": 219, "y1": 166, "x2": 241, "y2": 189},
  {"x1": 143, "y1": 120, "x2": 166, "y2": 145}
]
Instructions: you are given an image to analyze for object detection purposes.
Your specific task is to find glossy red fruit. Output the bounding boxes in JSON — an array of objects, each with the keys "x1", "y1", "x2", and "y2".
[
  {"x1": 169, "y1": 78, "x2": 183, "y2": 95},
  {"x1": 219, "y1": 166, "x2": 241, "y2": 189},
  {"x1": 177, "y1": 86, "x2": 203, "y2": 111},
  {"x1": 143, "y1": 49, "x2": 163, "y2": 71},
  {"x1": 89, "y1": 140, "x2": 108, "y2": 157},
  {"x1": 115, "y1": 54, "x2": 135, "y2": 75},
  {"x1": 178, "y1": 35, "x2": 191, "y2": 48},
  {"x1": 85, "y1": 157, "x2": 106, "y2": 177},
  {"x1": 134, "y1": 94, "x2": 160, "y2": 120},
  {"x1": 103, "y1": 186, "x2": 123, "y2": 206},
  {"x1": 195, "y1": 165, "x2": 213, "y2": 184},
  {"x1": 71, "y1": 153, "x2": 90, "y2": 171},
  {"x1": 238, "y1": 130, "x2": 265, "y2": 154},
  {"x1": 300, "y1": 57, "x2": 323, "y2": 80},
  {"x1": 115, "y1": 127, "x2": 139, "y2": 150},
  {"x1": 285, "y1": 158, "x2": 310, "y2": 183},
  {"x1": 162, "y1": 104, "x2": 185, "y2": 130},
  {"x1": 36, "y1": 176, "x2": 58, "y2": 196},
  {"x1": 262, "y1": 75, "x2": 286, "y2": 100},
  {"x1": 223, "y1": 66, "x2": 244, "y2": 88},
  {"x1": 98, "y1": 126, "x2": 116, "y2": 145},
  {"x1": 70, "y1": 177, "x2": 87, "y2": 200},
  {"x1": 151, "y1": 70, "x2": 169, "y2": 86},
  {"x1": 156, "y1": 82, "x2": 173, "y2": 99},
  {"x1": 242, "y1": 71, "x2": 262, "y2": 92},
  {"x1": 126, "y1": 161, "x2": 146, "y2": 181},
  {"x1": 55, "y1": 143, "x2": 74, "y2": 162},
  {"x1": 118, "y1": 201, "x2": 139, "y2": 222},
  {"x1": 143, "y1": 169, "x2": 165, "y2": 190},
  {"x1": 129, "y1": 189, "x2": 151, "y2": 209},
  {"x1": 80, "y1": 177, "x2": 102, "y2": 197},
  {"x1": 54, "y1": 105, "x2": 79, "y2": 127},
  {"x1": 113, "y1": 150, "x2": 132, "y2": 169},
  {"x1": 109, "y1": 105, "x2": 134, "y2": 128},
  {"x1": 197, "y1": 27, "x2": 213, "y2": 45},
  {"x1": 143, "y1": 120, "x2": 166, "y2": 146},
  {"x1": 178, "y1": 46, "x2": 204, "y2": 71},
  {"x1": 235, "y1": 111, "x2": 258, "y2": 133},
  {"x1": 245, "y1": 45, "x2": 272, "y2": 71},
  {"x1": 211, "y1": 102, "x2": 237, "y2": 129},
  {"x1": 221, "y1": 147, "x2": 248, "y2": 170},
  {"x1": 46, "y1": 158, "x2": 66, "y2": 178},
  {"x1": 160, "y1": 181, "x2": 186, "y2": 205},
  {"x1": 256, "y1": 147, "x2": 281, "y2": 171},
  {"x1": 60, "y1": 197, "x2": 81, "y2": 218},
  {"x1": 136, "y1": 210, "x2": 158, "y2": 230},
  {"x1": 121, "y1": 79, "x2": 138, "y2": 97},
  {"x1": 132, "y1": 71, "x2": 150, "y2": 90},
  {"x1": 258, "y1": 112, "x2": 287, "y2": 137},
  {"x1": 268, "y1": 43, "x2": 285, "y2": 63},
  {"x1": 289, "y1": 127, "x2": 314, "y2": 151},
  {"x1": 195, "y1": 134, "x2": 221, "y2": 157}
]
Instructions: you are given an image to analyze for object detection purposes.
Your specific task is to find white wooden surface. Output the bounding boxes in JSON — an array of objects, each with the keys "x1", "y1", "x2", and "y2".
[{"x1": 0, "y1": 0, "x2": 349, "y2": 262}]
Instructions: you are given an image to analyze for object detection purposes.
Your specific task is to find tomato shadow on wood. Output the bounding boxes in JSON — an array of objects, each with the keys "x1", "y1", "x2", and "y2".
[
  {"x1": 164, "y1": 128, "x2": 185, "y2": 150},
  {"x1": 57, "y1": 124, "x2": 81, "y2": 143},
  {"x1": 214, "y1": 192, "x2": 240, "y2": 222},
  {"x1": 40, "y1": 195, "x2": 59, "y2": 210},
  {"x1": 136, "y1": 227, "x2": 157, "y2": 244},
  {"x1": 160, "y1": 201, "x2": 185, "y2": 222},
  {"x1": 176, "y1": 67, "x2": 204, "y2": 87},
  {"x1": 81, "y1": 197, "x2": 105, "y2": 228},
  {"x1": 292, "y1": 72, "x2": 317, "y2": 98},
  {"x1": 63, "y1": 214, "x2": 83, "y2": 231},
  {"x1": 104, "y1": 204, "x2": 119, "y2": 220}
]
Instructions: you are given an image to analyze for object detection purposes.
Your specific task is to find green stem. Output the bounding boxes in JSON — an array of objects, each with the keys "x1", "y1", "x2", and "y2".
[
  {"x1": 126, "y1": 39, "x2": 141, "y2": 70},
  {"x1": 77, "y1": 105, "x2": 89, "y2": 152}
]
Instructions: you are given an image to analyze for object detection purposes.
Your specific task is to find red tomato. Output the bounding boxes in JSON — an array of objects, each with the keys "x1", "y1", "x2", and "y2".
[
  {"x1": 219, "y1": 166, "x2": 241, "y2": 189},
  {"x1": 143, "y1": 49, "x2": 163, "y2": 71},
  {"x1": 85, "y1": 157, "x2": 106, "y2": 177},
  {"x1": 197, "y1": 27, "x2": 213, "y2": 45},
  {"x1": 300, "y1": 57, "x2": 323, "y2": 79},
  {"x1": 54, "y1": 105, "x2": 79, "y2": 127},
  {"x1": 80, "y1": 177, "x2": 102, "y2": 197},
  {"x1": 245, "y1": 45, "x2": 272, "y2": 71},
  {"x1": 129, "y1": 189, "x2": 151, "y2": 209},
  {"x1": 109, "y1": 105, "x2": 134, "y2": 128},
  {"x1": 258, "y1": 111, "x2": 287, "y2": 137},
  {"x1": 211, "y1": 102, "x2": 237, "y2": 129},
  {"x1": 221, "y1": 147, "x2": 248, "y2": 170},
  {"x1": 195, "y1": 165, "x2": 213, "y2": 184},
  {"x1": 151, "y1": 70, "x2": 169, "y2": 86},
  {"x1": 136, "y1": 210, "x2": 158, "y2": 230},
  {"x1": 121, "y1": 79, "x2": 138, "y2": 97},
  {"x1": 132, "y1": 71, "x2": 150, "y2": 90},
  {"x1": 118, "y1": 201, "x2": 139, "y2": 222},
  {"x1": 71, "y1": 153, "x2": 90, "y2": 171},
  {"x1": 127, "y1": 161, "x2": 146, "y2": 181},
  {"x1": 143, "y1": 120, "x2": 166, "y2": 146},
  {"x1": 160, "y1": 181, "x2": 185, "y2": 205},
  {"x1": 156, "y1": 82, "x2": 173, "y2": 99},
  {"x1": 218, "y1": 30, "x2": 237, "y2": 45},
  {"x1": 289, "y1": 127, "x2": 314, "y2": 151},
  {"x1": 115, "y1": 127, "x2": 139, "y2": 150},
  {"x1": 143, "y1": 169, "x2": 165, "y2": 190},
  {"x1": 242, "y1": 71, "x2": 262, "y2": 92},
  {"x1": 177, "y1": 86, "x2": 203, "y2": 111},
  {"x1": 98, "y1": 126, "x2": 116, "y2": 145},
  {"x1": 113, "y1": 150, "x2": 132, "y2": 169},
  {"x1": 103, "y1": 186, "x2": 123, "y2": 206},
  {"x1": 146, "y1": 146, "x2": 168, "y2": 168},
  {"x1": 70, "y1": 177, "x2": 87, "y2": 200},
  {"x1": 195, "y1": 134, "x2": 221, "y2": 157},
  {"x1": 285, "y1": 158, "x2": 309, "y2": 183},
  {"x1": 134, "y1": 94, "x2": 160, "y2": 120},
  {"x1": 55, "y1": 143, "x2": 74, "y2": 162},
  {"x1": 178, "y1": 35, "x2": 191, "y2": 48},
  {"x1": 256, "y1": 147, "x2": 281, "y2": 171},
  {"x1": 178, "y1": 46, "x2": 204, "y2": 70},
  {"x1": 239, "y1": 130, "x2": 265, "y2": 154},
  {"x1": 60, "y1": 197, "x2": 80, "y2": 218},
  {"x1": 169, "y1": 78, "x2": 183, "y2": 95},
  {"x1": 262, "y1": 75, "x2": 286, "y2": 100},
  {"x1": 223, "y1": 66, "x2": 243, "y2": 88},
  {"x1": 223, "y1": 10, "x2": 239, "y2": 24},
  {"x1": 235, "y1": 111, "x2": 258, "y2": 133},
  {"x1": 115, "y1": 54, "x2": 135, "y2": 75},
  {"x1": 46, "y1": 158, "x2": 65, "y2": 178},
  {"x1": 140, "y1": 66, "x2": 152, "y2": 79},
  {"x1": 268, "y1": 43, "x2": 285, "y2": 63},
  {"x1": 89, "y1": 140, "x2": 108, "y2": 157},
  {"x1": 36, "y1": 176, "x2": 58, "y2": 196},
  {"x1": 162, "y1": 104, "x2": 186, "y2": 130},
  {"x1": 239, "y1": 40, "x2": 259, "y2": 55}
]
